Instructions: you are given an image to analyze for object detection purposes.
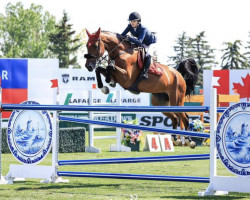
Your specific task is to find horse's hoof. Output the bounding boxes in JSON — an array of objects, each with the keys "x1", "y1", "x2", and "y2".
[
  {"x1": 189, "y1": 141, "x2": 196, "y2": 149},
  {"x1": 109, "y1": 81, "x2": 116, "y2": 88},
  {"x1": 101, "y1": 86, "x2": 110, "y2": 94},
  {"x1": 98, "y1": 83, "x2": 103, "y2": 88},
  {"x1": 128, "y1": 90, "x2": 140, "y2": 95},
  {"x1": 105, "y1": 78, "x2": 111, "y2": 83}
]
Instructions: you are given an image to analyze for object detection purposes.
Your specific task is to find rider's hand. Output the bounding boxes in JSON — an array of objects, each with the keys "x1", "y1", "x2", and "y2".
[{"x1": 124, "y1": 35, "x2": 130, "y2": 41}]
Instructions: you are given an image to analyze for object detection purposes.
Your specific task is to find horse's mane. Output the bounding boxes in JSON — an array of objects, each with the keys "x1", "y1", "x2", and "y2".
[
  {"x1": 100, "y1": 30, "x2": 138, "y2": 52},
  {"x1": 101, "y1": 30, "x2": 128, "y2": 43}
]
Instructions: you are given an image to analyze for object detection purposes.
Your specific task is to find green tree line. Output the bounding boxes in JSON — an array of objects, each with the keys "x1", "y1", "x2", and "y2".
[
  {"x1": 0, "y1": 2, "x2": 84, "y2": 68},
  {"x1": 168, "y1": 31, "x2": 250, "y2": 86},
  {"x1": 1, "y1": 2, "x2": 250, "y2": 76}
]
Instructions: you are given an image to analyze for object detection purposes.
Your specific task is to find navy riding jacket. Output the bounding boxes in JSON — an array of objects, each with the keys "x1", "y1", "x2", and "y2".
[{"x1": 121, "y1": 24, "x2": 157, "y2": 46}]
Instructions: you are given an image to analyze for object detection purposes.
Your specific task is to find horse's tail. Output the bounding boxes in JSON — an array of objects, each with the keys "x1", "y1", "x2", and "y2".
[{"x1": 176, "y1": 58, "x2": 199, "y2": 96}]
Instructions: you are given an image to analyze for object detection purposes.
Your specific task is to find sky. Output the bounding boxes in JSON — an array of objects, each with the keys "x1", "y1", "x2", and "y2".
[{"x1": 1, "y1": 0, "x2": 250, "y2": 66}]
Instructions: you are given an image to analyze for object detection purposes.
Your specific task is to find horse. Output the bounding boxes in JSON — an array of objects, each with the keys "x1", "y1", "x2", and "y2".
[{"x1": 84, "y1": 28, "x2": 198, "y2": 130}]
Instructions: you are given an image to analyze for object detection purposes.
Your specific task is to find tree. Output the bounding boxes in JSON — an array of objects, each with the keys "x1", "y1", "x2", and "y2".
[
  {"x1": 244, "y1": 32, "x2": 250, "y2": 68},
  {"x1": 189, "y1": 31, "x2": 217, "y2": 69},
  {"x1": 0, "y1": 2, "x2": 56, "y2": 58},
  {"x1": 189, "y1": 31, "x2": 217, "y2": 86},
  {"x1": 49, "y1": 11, "x2": 82, "y2": 68},
  {"x1": 168, "y1": 32, "x2": 192, "y2": 67},
  {"x1": 221, "y1": 40, "x2": 248, "y2": 69}
]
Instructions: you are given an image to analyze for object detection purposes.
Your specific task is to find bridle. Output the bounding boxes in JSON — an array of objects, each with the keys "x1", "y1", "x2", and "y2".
[
  {"x1": 84, "y1": 38, "x2": 102, "y2": 60},
  {"x1": 84, "y1": 37, "x2": 127, "y2": 65}
]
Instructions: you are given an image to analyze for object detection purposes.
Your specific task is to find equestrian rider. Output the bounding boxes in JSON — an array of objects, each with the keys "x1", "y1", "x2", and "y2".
[{"x1": 121, "y1": 12, "x2": 157, "y2": 80}]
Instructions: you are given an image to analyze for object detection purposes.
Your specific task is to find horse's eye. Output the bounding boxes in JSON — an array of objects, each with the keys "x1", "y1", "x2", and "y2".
[{"x1": 92, "y1": 44, "x2": 98, "y2": 50}]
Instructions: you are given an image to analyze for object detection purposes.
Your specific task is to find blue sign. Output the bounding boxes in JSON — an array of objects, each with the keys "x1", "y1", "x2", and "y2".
[
  {"x1": 216, "y1": 102, "x2": 250, "y2": 176},
  {"x1": 0, "y1": 59, "x2": 28, "y2": 89}
]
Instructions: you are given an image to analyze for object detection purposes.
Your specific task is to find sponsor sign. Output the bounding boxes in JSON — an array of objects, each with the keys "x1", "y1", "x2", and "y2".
[
  {"x1": 137, "y1": 113, "x2": 208, "y2": 129},
  {"x1": 58, "y1": 69, "x2": 100, "y2": 90},
  {"x1": 61, "y1": 89, "x2": 149, "y2": 106},
  {"x1": 58, "y1": 68, "x2": 150, "y2": 106}
]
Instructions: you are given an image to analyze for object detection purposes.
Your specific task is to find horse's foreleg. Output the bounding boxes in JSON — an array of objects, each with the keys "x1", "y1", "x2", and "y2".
[
  {"x1": 105, "y1": 60, "x2": 116, "y2": 83},
  {"x1": 95, "y1": 68, "x2": 103, "y2": 88},
  {"x1": 95, "y1": 67, "x2": 110, "y2": 94}
]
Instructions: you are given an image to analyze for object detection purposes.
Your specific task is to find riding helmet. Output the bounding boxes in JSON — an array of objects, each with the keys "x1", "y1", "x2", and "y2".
[{"x1": 128, "y1": 12, "x2": 141, "y2": 22}]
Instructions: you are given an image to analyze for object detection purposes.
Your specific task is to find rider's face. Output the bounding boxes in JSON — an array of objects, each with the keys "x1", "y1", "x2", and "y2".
[{"x1": 130, "y1": 20, "x2": 139, "y2": 28}]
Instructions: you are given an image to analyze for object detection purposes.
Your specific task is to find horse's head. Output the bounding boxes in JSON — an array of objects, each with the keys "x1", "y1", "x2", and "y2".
[{"x1": 84, "y1": 28, "x2": 105, "y2": 72}]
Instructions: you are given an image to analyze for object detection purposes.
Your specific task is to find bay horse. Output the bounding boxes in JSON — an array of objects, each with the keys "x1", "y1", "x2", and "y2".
[{"x1": 84, "y1": 28, "x2": 198, "y2": 130}]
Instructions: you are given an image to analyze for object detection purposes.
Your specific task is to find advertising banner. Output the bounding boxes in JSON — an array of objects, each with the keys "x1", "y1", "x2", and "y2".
[{"x1": 58, "y1": 69, "x2": 150, "y2": 106}]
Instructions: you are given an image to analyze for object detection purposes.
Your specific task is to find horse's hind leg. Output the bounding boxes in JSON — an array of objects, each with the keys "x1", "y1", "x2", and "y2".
[
  {"x1": 163, "y1": 112, "x2": 179, "y2": 129},
  {"x1": 169, "y1": 91, "x2": 189, "y2": 130},
  {"x1": 151, "y1": 93, "x2": 179, "y2": 129}
]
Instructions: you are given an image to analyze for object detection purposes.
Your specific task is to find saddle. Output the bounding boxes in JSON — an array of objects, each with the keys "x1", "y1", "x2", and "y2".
[
  {"x1": 137, "y1": 48, "x2": 163, "y2": 77},
  {"x1": 126, "y1": 48, "x2": 163, "y2": 93},
  {"x1": 148, "y1": 62, "x2": 163, "y2": 76}
]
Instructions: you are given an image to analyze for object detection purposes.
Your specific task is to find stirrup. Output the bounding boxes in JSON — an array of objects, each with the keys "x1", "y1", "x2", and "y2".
[{"x1": 140, "y1": 72, "x2": 148, "y2": 80}]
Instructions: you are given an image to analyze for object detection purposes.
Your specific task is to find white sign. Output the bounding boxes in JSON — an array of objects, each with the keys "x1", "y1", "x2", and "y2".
[
  {"x1": 137, "y1": 113, "x2": 173, "y2": 129},
  {"x1": 159, "y1": 135, "x2": 174, "y2": 152},
  {"x1": 7, "y1": 101, "x2": 53, "y2": 165},
  {"x1": 58, "y1": 69, "x2": 96, "y2": 90},
  {"x1": 28, "y1": 59, "x2": 58, "y2": 104},
  {"x1": 144, "y1": 135, "x2": 161, "y2": 152},
  {"x1": 57, "y1": 68, "x2": 150, "y2": 106}
]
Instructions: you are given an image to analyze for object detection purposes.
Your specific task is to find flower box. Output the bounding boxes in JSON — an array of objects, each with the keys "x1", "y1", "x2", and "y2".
[
  {"x1": 125, "y1": 141, "x2": 140, "y2": 151},
  {"x1": 121, "y1": 119, "x2": 143, "y2": 152}
]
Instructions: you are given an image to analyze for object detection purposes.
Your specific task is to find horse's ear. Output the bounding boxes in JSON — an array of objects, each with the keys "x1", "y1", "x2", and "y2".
[
  {"x1": 86, "y1": 29, "x2": 91, "y2": 38},
  {"x1": 96, "y1": 27, "x2": 101, "y2": 38}
]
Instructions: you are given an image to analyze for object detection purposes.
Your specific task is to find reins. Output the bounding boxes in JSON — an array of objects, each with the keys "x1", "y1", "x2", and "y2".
[{"x1": 85, "y1": 35, "x2": 129, "y2": 66}]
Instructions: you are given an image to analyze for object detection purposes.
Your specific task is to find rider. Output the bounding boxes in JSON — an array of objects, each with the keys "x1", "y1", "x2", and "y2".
[{"x1": 121, "y1": 12, "x2": 157, "y2": 80}]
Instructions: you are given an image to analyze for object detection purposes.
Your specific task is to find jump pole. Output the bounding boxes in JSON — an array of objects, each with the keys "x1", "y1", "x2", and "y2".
[{"x1": 58, "y1": 154, "x2": 210, "y2": 165}]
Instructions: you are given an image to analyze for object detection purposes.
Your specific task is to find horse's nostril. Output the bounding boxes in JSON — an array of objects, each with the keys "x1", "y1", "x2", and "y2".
[{"x1": 86, "y1": 65, "x2": 93, "y2": 72}]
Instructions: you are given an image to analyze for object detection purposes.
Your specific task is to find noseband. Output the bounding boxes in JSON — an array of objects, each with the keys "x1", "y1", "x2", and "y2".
[{"x1": 84, "y1": 54, "x2": 98, "y2": 59}]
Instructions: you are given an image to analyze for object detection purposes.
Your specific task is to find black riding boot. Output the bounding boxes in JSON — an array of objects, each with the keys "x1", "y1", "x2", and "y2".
[{"x1": 140, "y1": 55, "x2": 151, "y2": 80}]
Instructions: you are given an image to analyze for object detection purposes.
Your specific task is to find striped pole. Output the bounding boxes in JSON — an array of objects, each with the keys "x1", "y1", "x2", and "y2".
[
  {"x1": 2, "y1": 104, "x2": 211, "y2": 112},
  {"x1": 57, "y1": 171, "x2": 209, "y2": 183},
  {"x1": 58, "y1": 154, "x2": 210, "y2": 166},
  {"x1": 59, "y1": 116, "x2": 210, "y2": 138}
]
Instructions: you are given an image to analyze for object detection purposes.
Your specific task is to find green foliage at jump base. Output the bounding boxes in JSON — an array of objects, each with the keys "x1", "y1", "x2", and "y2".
[{"x1": 1, "y1": 127, "x2": 85, "y2": 153}]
